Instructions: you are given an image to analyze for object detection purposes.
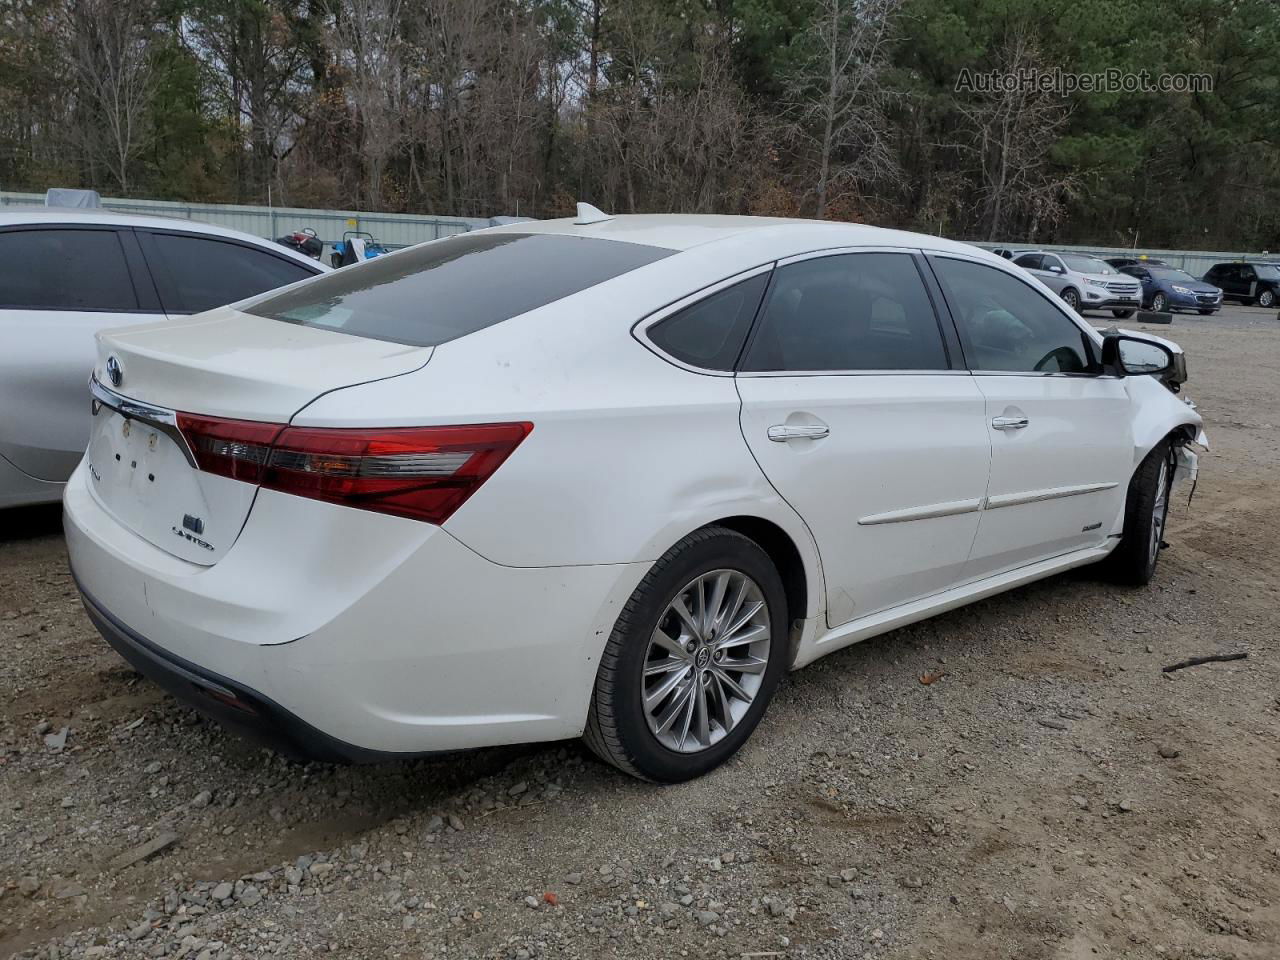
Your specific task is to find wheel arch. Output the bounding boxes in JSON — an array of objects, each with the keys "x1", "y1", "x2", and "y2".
[{"x1": 712, "y1": 515, "x2": 811, "y2": 629}]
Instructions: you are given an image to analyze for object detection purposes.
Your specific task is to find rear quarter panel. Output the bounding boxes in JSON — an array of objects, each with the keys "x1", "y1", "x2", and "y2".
[{"x1": 290, "y1": 241, "x2": 825, "y2": 617}]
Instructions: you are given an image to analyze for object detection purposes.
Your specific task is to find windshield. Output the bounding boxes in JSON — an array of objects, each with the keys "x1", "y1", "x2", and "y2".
[
  {"x1": 1255, "y1": 264, "x2": 1280, "y2": 280},
  {"x1": 1062, "y1": 255, "x2": 1115, "y2": 275},
  {"x1": 1148, "y1": 268, "x2": 1197, "y2": 283},
  {"x1": 247, "y1": 232, "x2": 674, "y2": 347}
]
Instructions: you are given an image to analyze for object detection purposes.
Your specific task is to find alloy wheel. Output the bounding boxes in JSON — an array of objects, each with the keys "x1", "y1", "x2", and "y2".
[
  {"x1": 641, "y1": 569, "x2": 771, "y2": 753},
  {"x1": 1149, "y1": 457, "x2": 1169, "y2": 567},
  {"x1": 1063, "y1": 289, "x2": 1079, "y2": 310},
  {"x1": 1260, "y1": 290, "x2": 1275, "y2": 308},
  {"x1": 1151, "y1": 293, "x2": 1167, "y2": 312}
]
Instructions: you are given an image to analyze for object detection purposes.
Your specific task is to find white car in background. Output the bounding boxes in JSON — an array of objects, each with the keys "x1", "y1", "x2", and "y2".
[
  {"x1": 64, "y1": 212, "x2": 1202, "y2": 782},
  {"x1": 0, "y1": 209, "x2": 326, "y2": 508},
  {"x1": 1012, "y1": 251, "x2": 1143, "y2": 317}
]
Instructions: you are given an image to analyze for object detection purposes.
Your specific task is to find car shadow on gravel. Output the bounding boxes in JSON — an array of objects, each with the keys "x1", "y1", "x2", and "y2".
[{"x1": 1, "y1": 503, "x2": 62, "y2": 542}]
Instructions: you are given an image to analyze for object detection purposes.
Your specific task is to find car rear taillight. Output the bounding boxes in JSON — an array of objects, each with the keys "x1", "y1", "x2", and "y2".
[
  {"x1": 177, "y1": 413, "x2": 283, "y2": 484},
  {"x1": 176, "y1": 416, "x2": 532, "y2": 524}
]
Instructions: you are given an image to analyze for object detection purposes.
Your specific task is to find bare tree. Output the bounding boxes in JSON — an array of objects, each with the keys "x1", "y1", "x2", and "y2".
[
  {"x1": 957, "y1": 30, "x2": 1078, "y2": 241},
  {"x1": 64, "y1": 0, "x2": 155, "y2": 193},
  {"x1": 783, "y1": 0, "x2": 901, "y2": 219},
  {"x1": 328, "y1": 0, "x2": 404, "y2": 208},
  {"x1": 183, "y1": 0, "x2": 312, "y2": 202}
]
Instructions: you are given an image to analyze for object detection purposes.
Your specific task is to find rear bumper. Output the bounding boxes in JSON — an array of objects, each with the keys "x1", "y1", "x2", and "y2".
[
  {"x1": 63, "y1": 462, "x2": 647, "y2": 757},
  {"x1": 76, "y1": 578, "x2": 392, "y2": 763}
]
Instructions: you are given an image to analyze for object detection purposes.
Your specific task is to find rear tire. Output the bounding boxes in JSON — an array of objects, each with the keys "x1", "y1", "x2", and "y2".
[
  {"x1": 583, "y1": 526, "x2": 788, "y2": 782},
  {"x1": 1104, "y1": 440, "x2": 1173, "y2": 586}
]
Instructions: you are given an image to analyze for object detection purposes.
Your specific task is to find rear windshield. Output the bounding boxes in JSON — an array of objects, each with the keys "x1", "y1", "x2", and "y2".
[{"x1": 246, "y1": 232, "x2": 674, "y2": 347}]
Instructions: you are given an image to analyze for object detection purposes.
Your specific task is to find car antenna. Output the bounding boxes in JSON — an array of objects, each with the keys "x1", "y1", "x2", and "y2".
[{"x1": 575, "y1": 202, "x2": 613, "y2": 225}]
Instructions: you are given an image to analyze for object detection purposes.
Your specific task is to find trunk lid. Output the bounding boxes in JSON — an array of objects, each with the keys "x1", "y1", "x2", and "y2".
[{"x1": 85, "y1": 309, "x2": 432, "y2": 565}]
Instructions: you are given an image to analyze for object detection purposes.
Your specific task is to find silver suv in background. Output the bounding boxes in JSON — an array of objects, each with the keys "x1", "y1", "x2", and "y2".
[{"x1": 1013, "y1": 251, "x2": 1142, "y2": 317}]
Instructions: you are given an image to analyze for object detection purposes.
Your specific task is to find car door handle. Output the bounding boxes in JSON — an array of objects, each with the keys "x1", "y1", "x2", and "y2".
[
  {"x1": 768, "y1": 424, "x2": 830, "y2": 442},
  {"x1": 991, "y1": 416, "x2": 1029, "y2": 430}
]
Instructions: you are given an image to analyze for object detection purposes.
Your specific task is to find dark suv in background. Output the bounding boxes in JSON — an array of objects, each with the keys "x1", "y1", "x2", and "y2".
[{"x1": 1203, "y1": 262, "x2": 1280, "y2": 307}]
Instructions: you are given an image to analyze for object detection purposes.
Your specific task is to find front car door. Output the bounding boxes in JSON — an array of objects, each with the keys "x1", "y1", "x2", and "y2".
[
  {"x1": 927, "y1": 254, "x2": 1133, "y2": 577},
  {"x1": 1121, "y1": 266, "x2": 1154, "y2": 305},
  {"x1": 0, "y1": 225, "x2": 161, "y2": 483},
  {"x1": 735, "y1": 250, "x2": 991, "y2": 627}
]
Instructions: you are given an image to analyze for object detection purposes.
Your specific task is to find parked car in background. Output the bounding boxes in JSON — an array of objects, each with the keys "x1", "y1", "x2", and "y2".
[
  {"x1": 1012, "y1": 251, "x2": 1142, "y2": 316},
  {"x1": 991, "y1": 247, "x2": 1031, "y2": 260},
  {"x1": 1105, "y1": 256, "x2": 1169, "y2": 269},
  {"x1": 64, "y1": 213, "x2": 1202, "y2": 782},
  {"x1": 0, "y1": 209, "x2": 327, "y2": 509},
  {"x1": 1116, "y1": 263, "x2": 1222, "y2": 315},
  {"x1": 1203, "y1": 262, "x2": 1280, "y2": 307}
]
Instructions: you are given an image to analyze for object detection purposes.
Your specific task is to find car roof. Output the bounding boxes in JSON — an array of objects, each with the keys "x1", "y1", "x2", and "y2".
[
  {"x1": 0, "y1": 206, "x2": 327, "y2": 271},
  {"x1": 479, "y1": 213, "x2": 993, "y2": 258}
]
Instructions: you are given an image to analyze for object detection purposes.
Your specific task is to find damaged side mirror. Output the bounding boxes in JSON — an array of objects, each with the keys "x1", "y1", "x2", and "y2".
[{"x1": 1101, "y1": 333, "x2": 1176, "y2": 378}]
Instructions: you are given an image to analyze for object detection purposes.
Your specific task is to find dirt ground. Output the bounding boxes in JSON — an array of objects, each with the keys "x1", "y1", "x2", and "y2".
[{"x1": 2, "y1": 304, "x2": 1278, "y2": 960}]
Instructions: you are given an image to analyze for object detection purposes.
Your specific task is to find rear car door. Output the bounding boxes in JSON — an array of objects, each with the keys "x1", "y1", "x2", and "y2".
[
  {"x1": 136, "y1": 230, "x2": 320, "y2": 316},
  {"x1": 735, "y1": 250, "x2": 991, "y2": 627},
  {"x1": 928, "y1": 254, "x2": 1133, "y2": 577},
  {"x1": 0, "y1": 225, "x2": 160, "y2": 482}
]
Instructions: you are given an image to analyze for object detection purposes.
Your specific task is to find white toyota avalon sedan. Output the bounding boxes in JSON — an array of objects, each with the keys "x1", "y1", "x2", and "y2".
[{"x1": 64, "y1": 212, "x2": 1203, "y2": 782}]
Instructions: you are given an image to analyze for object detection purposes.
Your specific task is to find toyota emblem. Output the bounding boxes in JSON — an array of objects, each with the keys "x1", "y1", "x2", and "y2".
[{"x1": 106, "y1": 355, "x2": 123, "y2": 387}]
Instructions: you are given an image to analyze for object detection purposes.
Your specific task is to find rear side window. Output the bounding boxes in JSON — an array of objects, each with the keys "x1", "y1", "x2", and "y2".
[
  {"x1": 145, "y1": 233, "x2": 317, "y2": 314},
  {"x1": 248, "y1": 232, "x2": 674, "y2": 347},
  {"x1": 930, "y1": 257, "x2": 1096, "y2": 374},
  {"x1": 1013, "y1": 253, "x2": 1042, "y2": 269},
  {"x1": 0, "y1": 228, "x2": 137, "y2": 311},
  {"x1": 646, "y1": 273, "x2": 769, "y2": 371},
  {"x1": 740, "y1": 253, "x2": 950, "y2": 372}
]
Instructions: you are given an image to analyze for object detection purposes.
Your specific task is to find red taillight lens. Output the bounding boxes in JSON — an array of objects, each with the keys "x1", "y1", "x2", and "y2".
[
  {"x1": 176, "y1": 416, "x2": 532, "y2": 524},
  {"x1": 263, "y1": 422, "x2": 532, "y2": 524},
  {"x1": 177, "y1": 413, "x2": 283, "y2": 483}
]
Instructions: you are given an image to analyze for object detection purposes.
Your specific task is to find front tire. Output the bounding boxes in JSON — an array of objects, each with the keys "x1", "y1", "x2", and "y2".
[
  {"x1": 1104, "y1": 440, "x2": 1173, "y2": 586},
  {"x1": 1198, "y1": 309, "x2": 1214, "y2": 315},
  {"x1": 1258, "y1": 288, "x2": 1275, "y2": 308},
  {"x1": 1150, "y1": 292, "x2": 1169, "y2": 313},
  {"x1": 1061, "y1": 288, "x2": 1080, "y2": 312},
  {"x1": 583, "y1": 526, "x2": 788, "y2": 782}
]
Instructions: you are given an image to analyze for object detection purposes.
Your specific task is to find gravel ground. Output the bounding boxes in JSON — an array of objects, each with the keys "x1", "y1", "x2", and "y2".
[{"x1": 2, "y1": 304, "x2": 1279, "y2": 960}]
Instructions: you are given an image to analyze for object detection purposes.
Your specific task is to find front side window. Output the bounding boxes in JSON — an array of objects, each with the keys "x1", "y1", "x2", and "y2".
[
  {"x1": 248, "y1": 232, "x2": 673, "y2": 347},
  {"x1": 0, "y1": 228, "x2": 137, "y2": 311},
  {"x1": 740, "y1": 252, "x2": 949, "y2": 372},
  {"x1": 646, "y1": 273, "x2": 769, "y2": 371},
  {"x1": 147, "y1": 233, "x2": 318, "y2": 314},
  {"x1": 930, "y1": 257, "x2": 1096, "y2": 375}
]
